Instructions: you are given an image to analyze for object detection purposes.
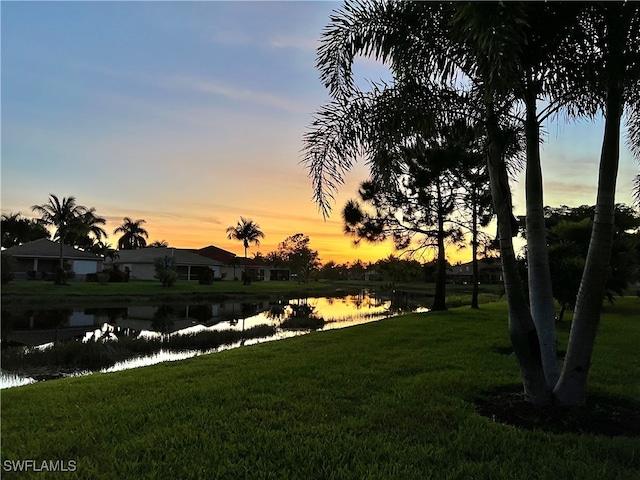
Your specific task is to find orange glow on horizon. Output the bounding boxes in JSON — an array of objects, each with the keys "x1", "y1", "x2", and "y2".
[{"x1": 132, "y1": 214, "x2": 475, "y2": 266}]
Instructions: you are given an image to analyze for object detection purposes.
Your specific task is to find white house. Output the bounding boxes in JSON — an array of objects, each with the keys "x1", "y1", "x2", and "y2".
[
  {"x1": 114, "y1": 248, "x2": 220, "y2": 281},
  {"x1": 2, "y1": 238, "x2": 103, "y2": 280}
]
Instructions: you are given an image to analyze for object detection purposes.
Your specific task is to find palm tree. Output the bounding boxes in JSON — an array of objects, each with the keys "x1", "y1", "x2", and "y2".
[
  {"x1": 304, "y1": 0, "x2": 639, "y2": 406},
  {"x1": 68, "y1": 207, "x2": 108, "y2": 251},
  {"x1": 32, "y1": 194, "x2": 87, "y2": 269},
  {"x1": 552, "y1": 3, "x2": 640, "y2": 405},
  {"x1": 303, "y1": 0, "x2": 549, "y2": 403},
  {"x1": 303, "y1": 0, "x2": 569, "y2": 404},
  {"x1": 226, "y1": 217, "x2": 265, "y2": 284},
  {"x1": 114, "y1": 218, "x2": 149, "y2": 250},
  {"x1": 149, "y1": 240, "x2": 169, "y2": 248}
]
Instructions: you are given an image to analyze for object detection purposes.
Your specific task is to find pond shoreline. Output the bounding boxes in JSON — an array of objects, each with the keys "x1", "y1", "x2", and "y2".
[
  {"x1": 1, "y1": 288, "x2": 402, "y2": 388},
  {"x1": 1, "y1": 292, "x2": 232, "y2": 309},
  {"x1": 0, "y1": 281, "x2": 373, "y2": 309}
]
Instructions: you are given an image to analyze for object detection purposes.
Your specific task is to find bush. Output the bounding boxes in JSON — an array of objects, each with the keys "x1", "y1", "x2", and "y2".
[
  {"x1": 97, "y1": 272, "x2": 110, "y2": 284},
  {"x1": 198, "y1": 268, "x2": 215, "y2": 285},
  {"x1": 154, "y1": 256, "x2": 179, "y2": 287},
  {"x1": 53, "y1": 262, "x2": 75, "y2": 285},
  {"x1": 100, "y1": 266, "x2": 129, "y2": 283},
  {"x1": 1, "y1": 253, "x2": 17, "y2": 284}
]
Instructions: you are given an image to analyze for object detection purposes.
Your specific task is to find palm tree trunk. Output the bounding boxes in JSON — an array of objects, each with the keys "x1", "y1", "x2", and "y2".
[
  {"x1": 471, "y1": 186, "x2": 480, "y2": 309},
  {"x1": 524, "y1": 89, "x2": 559, "y2": 389},
  {"x1": 486, "y1": 101, "x2": 550, "y2": 405},
  {"x1": 553, "y1": 81, "x2": 623, "y2": 406},
  {"x1": 59, "y1": 239, "x2": 64, "y2": 269},
  {"x1": 244, "y1": 245, "x2": 248, "y2": 285}
]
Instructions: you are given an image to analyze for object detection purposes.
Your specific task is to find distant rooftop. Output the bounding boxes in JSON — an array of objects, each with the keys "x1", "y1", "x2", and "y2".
[
  {"x1": 3, "y1": 238, "x2": 103, "y2": 260},
  {"x1": 116, "y1": 247, "x2": 218, "y2": 266},
  {"x1": 196, "y1": 245, "x2": 237, "y2": 264}
]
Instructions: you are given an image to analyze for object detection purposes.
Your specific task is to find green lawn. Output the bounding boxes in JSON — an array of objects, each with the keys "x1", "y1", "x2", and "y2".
[
  {"x1": 2, "y1": 298, "x2": 639, "y2": 479},
  {"x1": 1, "y1": 278, "x2": 362, "y2": 297}
]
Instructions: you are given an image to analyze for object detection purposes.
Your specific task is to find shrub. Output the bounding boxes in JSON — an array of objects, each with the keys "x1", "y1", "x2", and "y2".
[
  {"x1": 1, "y1": 253, "x2": 17, "y2": 284},
  {"x1": 96, "y1": 272, "x2": 110, "y2": 284},
  {"x1": 198, "y1": 267, "x2": 215, "y2": 285},
  {"x1": 53, "y1": 262, "x2": 75, "y2": 285},
  {"x1": 154, "y1": 256, "x2": 179, "y2": 287},
  {"x1": 100, "y1": 266, "x2": 129, "y2": 283}
]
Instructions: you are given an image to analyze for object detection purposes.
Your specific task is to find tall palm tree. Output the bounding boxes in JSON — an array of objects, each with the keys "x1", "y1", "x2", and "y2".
[
  {"x1": 68, "y1": 207, "x2": 108, "y2": 251},
  {"x1": 226, "y1": 217, "x2": 265, "y2": 284},
  {"x1": 303, "y1": 0, "x2": 549, "y2": 403},
  {"x1": 553, "y1": 3, "x2": 640, "y2": 405},
  {"x1": 305, "y1": 0, "x2": 640, "y2": 406},
  {"x1": 114, "y1": 217, "x2": 149, "y2": 250},
  {"x1": 32, "y1": 194, "x2": 87, "y2": 268}
]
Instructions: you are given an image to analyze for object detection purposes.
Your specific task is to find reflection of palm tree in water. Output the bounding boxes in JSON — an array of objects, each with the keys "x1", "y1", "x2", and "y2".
[
  {"x1": 152, "y1": 305, "x2": 176, "y2": 336},
  {"x1": 37, "y1": 309, "x2": 73, "y2": 344},
  {"x1": 239, "y1": 303, "x2": 258, "y2": 346}
]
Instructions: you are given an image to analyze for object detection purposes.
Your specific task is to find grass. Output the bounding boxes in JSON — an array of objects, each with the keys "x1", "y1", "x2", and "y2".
[
  {"x1": 1, "y1": 279, "x2": 504, "y2": 305},
  {"x1": 2, "y1": 298, "x2": 639, "y2": 479},
  {"x1": 1, "y1": 279, "x2": 366, "y2": 302}
]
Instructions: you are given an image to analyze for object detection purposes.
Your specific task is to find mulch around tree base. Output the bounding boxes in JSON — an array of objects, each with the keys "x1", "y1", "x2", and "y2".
[{"x1": 475, "y1": 385, "x2": 640, "y2": 437}]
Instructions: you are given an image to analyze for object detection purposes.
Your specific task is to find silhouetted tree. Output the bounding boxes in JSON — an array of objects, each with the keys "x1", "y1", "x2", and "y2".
[
  {"x1": 303, "y1": 0, "x2": 640, "y2": 406},
  {"x1": 115, "y1": 217, "x2": 149, "y2": 250},
  {"x1": 68, "y1": 207, "x2": 108, "y2": 251},
  {"x1": 31, "y1": 194, "x2": 87, "y2": 272},
  {"x1": 149, "y1": 240, "x2": 169, "y2": 248},
  {"x1": 271, "y1": 234, "x2": 320, "y2": 283},
  {"x1": 226, "y1": 217, "x2": 265, "y2": 284},
  {"x1": 1, "y1": 212, "x2": 49, "y2": 248}
]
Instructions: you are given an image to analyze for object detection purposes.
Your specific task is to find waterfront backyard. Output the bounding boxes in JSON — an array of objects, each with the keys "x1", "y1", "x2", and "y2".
[
  {"x1": 1, "y1": 296, "x2": 638, "y2": 479},
  {"x1": 1, "y1": 280, "x2": 503, "y2": 387}
]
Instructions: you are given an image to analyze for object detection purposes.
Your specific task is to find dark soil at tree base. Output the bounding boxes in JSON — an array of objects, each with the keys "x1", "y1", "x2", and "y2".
[{"x1": 476, "y1": 385, "x2": 640, "y2": 437}]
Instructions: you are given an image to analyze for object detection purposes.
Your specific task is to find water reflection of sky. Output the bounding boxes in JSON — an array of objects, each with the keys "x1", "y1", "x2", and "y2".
[{"x1": 1, "y1": 292, "x2": 426, "y2": 389}]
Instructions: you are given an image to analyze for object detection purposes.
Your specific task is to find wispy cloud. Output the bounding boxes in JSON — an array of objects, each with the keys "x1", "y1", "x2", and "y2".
[
  {"x1": 268, "y1": 35, "x2": 318, "y2": 51},
  {"x1": 165, "y1": 75, "x2": 309, "y2": 114},
  {"x1": 73, "y1": 63, "x2": 311, "y2": 115}
]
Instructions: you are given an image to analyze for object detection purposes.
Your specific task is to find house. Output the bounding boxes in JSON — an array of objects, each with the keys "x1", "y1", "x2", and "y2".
[
  {"x1": 195, "y1": 245, "x2": 240, "y2": 280},
  {"x1": 196, "y1": 245, "x2": 290, "y2": 281},
  {"x1": 111, "y1": 245, "x2": 289, "y2": 282},
  {"x1": 115, "y1": 248, "x2": 220, "y2": 281},
  {"x1": 447, "y1": 257, "x2": 503, "y2": 284},
  {"x1": 2, "y1": 238, "x2": 103, "y2": 280},
  {"x1": 243, "y1": 257, "x2": 289, "y2": 282}
]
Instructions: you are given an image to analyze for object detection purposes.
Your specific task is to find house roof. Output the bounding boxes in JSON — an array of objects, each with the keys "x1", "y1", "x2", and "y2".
[
  {"x1": 448, "y1": 257, "x2": 502, "y2": 276},
  {"x1": 196, "y1": 245, "x2": 237, "y2": 264},
  {"x1": 244, "y1": 257, "x2": 273, "y2": 268},
  {"x1": 3, "y1": 238, "x2": 103, "y2": 260},
  {"x1": 116, "y1": 248, "x2": 218, "y2": 266}
]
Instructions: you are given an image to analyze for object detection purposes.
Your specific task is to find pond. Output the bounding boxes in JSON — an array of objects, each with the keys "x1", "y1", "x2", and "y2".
[{"x1": 1, "y1": 290, "x2": 429, "y2": 389}]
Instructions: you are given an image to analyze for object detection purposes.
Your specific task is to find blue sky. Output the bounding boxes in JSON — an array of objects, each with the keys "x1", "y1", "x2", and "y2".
[{"x1": 1, "y1": 1, "x2": 637, "y2": 263}]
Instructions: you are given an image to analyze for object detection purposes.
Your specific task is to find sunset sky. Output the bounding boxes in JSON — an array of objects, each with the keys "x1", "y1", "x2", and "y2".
[{"x1": 2, "y1": 1, "x2": 637, "y2": 265}]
